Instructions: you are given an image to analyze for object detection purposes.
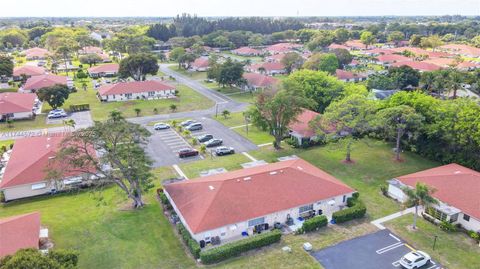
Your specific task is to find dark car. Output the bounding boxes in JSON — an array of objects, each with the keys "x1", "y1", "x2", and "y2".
[
  {"x1": 196, "y1": 134, "x2": 213, "y2": 143},
  {"x1": 186, "y1": 122, "x2": 203, "y2": 131},
  {"x1": 181, "y1": 120, "x2": 197, "y2": 127},
  {"x1": 178, "y1": 148, "x2": 199, "y2": 158},
  {"x1": 204, "y1": 138, "x2": 223, "y2": 147},
  {"x1": 215, "y1": 146, "x2": 235, "y2": 156}
]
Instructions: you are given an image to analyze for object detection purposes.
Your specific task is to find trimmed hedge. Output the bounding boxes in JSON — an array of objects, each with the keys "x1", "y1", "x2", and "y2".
[
  {"x1": 332, "y1": 201, "x2": 367, "y2": 223},
  {"x1": 177, "y1": 223, "x2": 201, "y2": 259},
  {"x1": 200, "y1": 229, "x2": 282, "y2": 264},
  {"x1": 302, "y1": 215, "x2": 328, "y2": 233}
]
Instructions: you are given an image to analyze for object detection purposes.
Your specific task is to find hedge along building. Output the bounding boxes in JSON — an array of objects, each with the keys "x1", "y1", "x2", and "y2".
[{"x1": 164, "y1": 158, "x2": 354, "y2": 246}]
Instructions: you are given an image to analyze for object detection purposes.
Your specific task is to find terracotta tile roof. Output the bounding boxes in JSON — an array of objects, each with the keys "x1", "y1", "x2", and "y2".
[
  {"x1": 13, "y1": 66, "x2": 46, "y2": 77},
  {"x1": 328, "y1": 43, "x2": 350, "y2": 50},
  {"x1": 87, "y1": 63, "x2": 119, "y2": 74},
  {"x1": 345, "y1": 40, "x2": 366, "y2": 49},
  {"x1": 0, "y1": 92, "x2": 36, "y2": 114},
  {"x1": 191, "y1": 57, "x2": 209, "y2": 69},
  {"x1": 0, "y1": 136, "x2": 88, "y2": 189},
  {"x1": 265, "y1": 53, "x2": 287, "y2": 62},
  {"x1": 22, "y1": 47, "x2": 50, "y2": 58},
  {"x1": 456, "y1": 61, "x2": 480, "y2": 70},
  {"x1": 0, "y1": 212, "x2": 40, "y2": 257},
  {"x1": 422, "y1": 58, "x2": 457, "y2": 68},
  {"x1": 363, "y1": 48, "x2": 395, "y2": 55},
  {"x1": 265, "y1": 43, "x2": 301, "y2": 53},
  {"x1": 248, "y1": 62, "x2": 285, "y2": 72},
  {"x1": 335, "y1": 69, "x2": 367, "y2": 81},
  {"x1": 288, "y1": 108, "x2": 320, "y2": 137},
  {"x1": 440, "y1": 44, "x2": 480, "y2": 57},
  {"x1": 243, "y1": 73, "x2": 279, "y2": 88},
  {"x1": 98, "y1": 80, "x2": 175, "y2": 96},
  {"x1": 376, "y1": 54, "x2": 410, "y2": 63},
  {"x1": 391, "y1": 61, "x2": 442, "y2": 72},
  {"x1": 80, "y1": 46, "x2": 103, "y2": 54},
  {"x1": 232, "y1": 47, "x2": 262, "y2": 55},
  {"x1": 23, "y1": 74, "x2": 67, "y2": 91},
  {"x1": 165, "y1": 158, "x2": 354, "y2": 233},
  {"x1": 396, "y1": 163, "x2": 480, "y2": 220},
  {"x1": 390, "y1": 47, "x2": 453, "y2": 58}
]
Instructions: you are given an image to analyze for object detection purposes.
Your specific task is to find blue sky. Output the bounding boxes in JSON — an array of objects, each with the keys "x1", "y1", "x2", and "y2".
[{"x1": 0, "y1": 0, "x2": 478, "y2": 17}]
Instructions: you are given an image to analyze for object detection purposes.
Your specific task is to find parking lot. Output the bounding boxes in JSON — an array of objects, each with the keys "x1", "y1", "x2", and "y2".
[
  {"x1": 312, "y1": 229, "x2": 442, "y2": 269},
  {"x1": 146, "y1": 116, "x2": 258, "y2": 167},
  {"x1": 45, "y1": 111, "x2": 93, "y2": 127}
]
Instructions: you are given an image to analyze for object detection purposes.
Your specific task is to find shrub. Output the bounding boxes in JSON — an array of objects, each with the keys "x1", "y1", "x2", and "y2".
[
  {"x1": 352, "y1": 192, "x2": 360, "y2": 199},
  {"x1": 47, "y1": 249, "x2": 79, "y2": 268},
  {"x1": 177, "y1": 223, "x2": 201, "y2": 259},
  {"x1": 302, "y1": 215, "x2": 328, "y2": 233},
  {"x1": 191, "y1": 138, "x2": 198, "y2": 145},
  {"x1": 468, "y1": 231, "x2": 479, "y2": 242},
  {"x1": 332, "y1": 201, "x2": 367, "y2": 223},
  {"x1": 159, "y1": 192, "x2": 172, "y2": 210},
  {"x1": 439, "y1": 221, "x2": 456, "y2": 232},
  {"x1": 200, "y1": 229, "x2": 281, "y2": 264},
  {"x1": 346, "y1": 197, "x2": 356, "y2": 207}
]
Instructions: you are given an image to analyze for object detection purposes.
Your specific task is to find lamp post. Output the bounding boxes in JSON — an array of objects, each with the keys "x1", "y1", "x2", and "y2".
[{"x1": 432, "y1": 235, "x2": 438, "y2": 250}]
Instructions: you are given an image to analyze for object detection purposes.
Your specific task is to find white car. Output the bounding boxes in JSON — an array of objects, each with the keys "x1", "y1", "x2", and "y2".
[
  {"x1": 47, "y1": 109, "x2": 67, "y2": 119},
  {"x1": 399, "y1": 251, "x2": 431, "y2": 269},
  {"x1": 153, "y1": 123, "x2": 170, "y2": 130}
]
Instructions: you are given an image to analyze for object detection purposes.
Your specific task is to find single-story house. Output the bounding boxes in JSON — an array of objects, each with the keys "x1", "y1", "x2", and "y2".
[
  {"x1": 345, "y1": 40, "x2": 367, "y2": 50},
  {"x1": 456, "y1": 61, "x2": 480, "y2": 71},
  {"x1": 264, "y1": 43, "x2": 302, "y2": 55},
  {"x1": 246, "y1": 62, "x2": 286, "y2": 76},
  {"x1": 0, "y1": 136, "x2": 94, "y2": 201},
  {"x1": 231, "y1": 47, "x2": 263, "y2": 56},
  {"x1": 88, "y1": 63, "x2": 119, "y2": 78},
  {"x1": 97, "y1": 80, "x2": 176, "y2": 102},
  {"x1": 288, "y1": 108, "x2": 322, "y2": 145},
  {"x1": 242, "y1": 73, "x2": 279, "y2": 91},
  {"x1": 22, "y1": 47, "x2": 50, "y2": 60},
  {"x1": 0, "y1": 92, "x2": 38, "y2": 121},
  {"x1": 12, "y1": 66, "x2": 47, "y2": 81},
  {"x1": 375, "y1": 54, "x2": 410, "y2": 65},
  {"x1": 190, "y1": 57, "x2": 209, "y2": 72},
  {"x1": 164, "y1": 158, "x2": 355, "y2": 245},
  {"x1": 422, "y1": 58, "x2": 457, "y2": 68},
  {"x1": 391, "y1": 61, "x2": 442, "y2": 72},
  {"x1": 390, "y1": 47, "x2": 452, "y2": 59},
  {"x1": 388, "y1": 163, "x2": 480, "y2": 232},
  {"x1": 439, "y1": 44, "x2": 480, "y2": 58},
  {"x1": 78, "y1": 46, "x2": 103, "y2": 55},
  {"x1": 0, "y1": 212, "x2": 44, "y2": 257},
  {"x1": 361, "y1": 48, "x2": 394, "y2": 56},
  {"x1": 335, "y1": 69, "x2": 367, "y2": 82},
  {"x1": 328, "y1": 43, "x2": 350, "y2": 51},
  {"x1": 265, "y1": 53, "x2": 286, "y2": 63},
  {"x1": 20, "y1": 74, "x2": 69, "y2": 93}
]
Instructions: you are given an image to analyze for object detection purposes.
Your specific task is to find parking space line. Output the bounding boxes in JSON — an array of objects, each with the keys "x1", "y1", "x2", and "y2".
[
  {"x1": 162, "y1": 138, "x2": 183, "y2": 142},
  {"x1": 426, "y1": 264, "x2": 438, "y2": 269},
  {"x1": 172, "y1": 164, "x2": 188, "y2": 180},
  {"x1": 242, "y1": 152, "x2": 257, "y2": 162},
  {"x1": 257, "y1": 142, "x2": 273, "y2": 147},
  {"x1": 376, "y1": 242, "x2": 403, "y2": 254},
  {"x1": 166, "y1": 141, "x2": 187, "y2": 146},
  {"x1": 389, "y1": 233, "x2": 401, "y2": 242},
  {"x1": 392, "y1": 260, "x2": 401, "y2": 267},
  {"x1": 404, "y1": 243, "x2": 416, "y2": 251}
]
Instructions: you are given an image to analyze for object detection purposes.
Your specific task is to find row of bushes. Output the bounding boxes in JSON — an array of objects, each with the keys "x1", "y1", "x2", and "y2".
[
  {"x1": 332, "y1": 193, "x2": 366, "y2": 223},
  {"x1": 301, "y1": 215, "x2": 328, "y2": 233},
  {"x1": 177, "y1": 223, "x2": 201, "y2": 259},
  {"x1": 200, "y1": 229, "x2": 282, "y2": 264},
  {"x1": 159, "y1": 192, "x2": 173, "y2": 210}
]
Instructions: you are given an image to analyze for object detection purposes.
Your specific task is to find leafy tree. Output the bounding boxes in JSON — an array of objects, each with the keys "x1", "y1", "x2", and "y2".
[
  {"x1": 303, "y1": 53, "x2": 339, "y2": 74},
  {"x1": 287, "y1": 69, "x2": 344, "y2": 113},
  {"x1": 387, "y1": 31, "x2": 405, "y2": 46},
  {"x1": 366, "y1": 74, "x2": 395, "y2": 90},
  {"x1": 247, "y1": 80, "x2": 315, "y2": 149},
  {"x1": 37, "y1": 84, "x2": 70, "y2": 109},
  {"x1": 147, "y1": 23, "x2": 177, "y2": 41},
  {"x1": 374, "y1": 105, "x2": 424, "y2": 161},
  {"x1": 420, "y1": 71, "x2": 436, "y2": 93},
  {"x1": 402, "y1": 182, "x2": 438, "y2": 229},
  {"x1": 334, "y1": 28, "x2": 350, "y2": 44},
  {"x1": 360, "y1": 31, "x2": 375, "y2": 49},
  {"x1": 280, "y1": 52, "x2": 304, "y2": 74},
  {"x1": 472, "y1": 35, "x2": 480, "y2": 48},
  {"x1": 169, "y1": 47, "x2": 186, "y2": 68},
  {"x1": 296, "y1": 29, "x2": 317, "y2": 43},
  {"x1": 178, "y1": 52, "x2": 197, "y2": 69},
  {"x1": 409, "y1": 34, "x2": 422, "y2": 46},
  {"x1": 420, "y1": 35, "x2": 443, "y2": 51},
  {"x1": 79, "y1": 53, "x2": 102, "y2": 67},
  {"x1": 0, "y1": 248, "x2": 78, "y2": 269},
  {"x1": 307, "y1": 30, "x2": 335, "y2": 51},
  {"x1": 448, "y1": 70, "x2": 464, "y2": 99},
  {"x1": 388, "y1": 65, "x2": 421, "y2": 89},
  {"x1": 134, "y1": 108, "x2": 141, "y2": 116},
  {"x1": 215, "y1": 58, "x2": 244, "y2": 88},
  {"x1": 55, "y1": 45, "x2": 74, "y2": 76},
  {"x1": 119, "y1": 53, "x2": 159, "y2": 81},
  {"x1": 316, "y1": 94, "x2": 377, "y2": 162},
  {"x1": 170, "y1": 104, "x2": 177, "y2": 112},
  {"x1": 0, "y1": 29, "x2": 28, "y2": 48},
  {"x1": 221, "y1": 110, "x2": 230, "y2": 119},
  {"x1": 332, "y1": 48, "x2": 353, "y2": 68},
  {"x1": 52, "y1": 112, "x2": 154, "y2": 208},
  {"x1": 0, "y1": 55, "x2": 14, "y2": 77}
]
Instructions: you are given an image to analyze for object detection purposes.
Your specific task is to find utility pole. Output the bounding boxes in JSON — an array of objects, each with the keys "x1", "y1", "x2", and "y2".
[{"x1": 432, "y1": 235, "x2": 438, "y2": 250}]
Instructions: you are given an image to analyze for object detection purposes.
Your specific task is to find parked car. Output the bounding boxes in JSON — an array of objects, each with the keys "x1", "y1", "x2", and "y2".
[
  {"x1": 181, "y1": 120, "x2": 197, "y2": 127},
  {"x1": 154, "y1": 123, "x2": 170, "y2": 130},
  {"x1": 399, "y1": 251, "x2": 431, "y2": 269},
  {"x1": 186, "y1": 122, "x2": 203, "y2": 131},
  {"x1": 196, "y1": 134, "x2": 213, "y2": 143},
  {"x1": 47, "y1": 109, "x2": 67, "y2": 119},
  {"x1": 215, "y1": 146, "x2": 235, "y2": 156},
  {"x1": 178, "y1": 148, "x2": 199, "y2": 158},
  {"x1": 204, "y1": 138, "x2": 223, "y2": 147}
]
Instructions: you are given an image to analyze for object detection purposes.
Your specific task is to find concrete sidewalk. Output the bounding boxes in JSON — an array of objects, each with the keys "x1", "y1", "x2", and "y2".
[{"x1": 371, "y1": 207, "x2": 417, "y2": 230}]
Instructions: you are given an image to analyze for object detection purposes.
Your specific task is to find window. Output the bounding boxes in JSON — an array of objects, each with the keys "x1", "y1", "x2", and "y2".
[
  {"x1": 426, "y1": 206, "x2": 447, "y2": 221},
  {"x1": 299, "y1": 204, "x2": 313, "y2": 214},
  {"x1": 449, "y1": 213, "x2": 458, "y2": 223},
  {"x1": 463, "y1": 214, "x2": 470, "y2": 222},
  {"x1": 148, "y1": 91, "x2": 155, "y2": 97},
  {"x1": 31, "y1": 183, "x2": 46, "y2": 190},
  {"x1": 342, "y1": 195, "x2": 346, "y2": 203},
  {"x1": 125, "y1": 93, "x2": 133, "y2": 99},
  {"x1": 248, "y1": 217, "x2": 265, "y2": 227}
]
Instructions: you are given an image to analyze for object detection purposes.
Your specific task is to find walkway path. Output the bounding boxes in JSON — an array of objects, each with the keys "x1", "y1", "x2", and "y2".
[{"x1": 371, "y1": 207, "x2": 416, "y2": 230}]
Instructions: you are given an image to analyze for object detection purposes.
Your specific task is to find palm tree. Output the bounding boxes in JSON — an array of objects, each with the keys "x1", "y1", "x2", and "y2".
[
  {"x1": 449, "y1": 71, "x2": 463, "y2": 99},
  {"x1": 134, "y1": 108, "x2": 141, "y2": 117},
  {"x1": 402, "y1": 182, "x2": 438, "y2": 229},
  {"x1": 63, "y1": 119, "x2": 76, "y2": 131},
  {"x1": 169, "y1": 104, "x2": 177, "y2": 112},
  {"x1": 420, "y1": 72, "x2": 436, "y2": 93},
  {"x1": 109, "y1": 110, "x2": 123, "y2": 122}
]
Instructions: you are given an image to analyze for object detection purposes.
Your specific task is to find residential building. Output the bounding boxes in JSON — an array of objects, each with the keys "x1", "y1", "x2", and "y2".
[
  {"x1": 78, "y1": 46, "x2": 103, "y2": 55},
  {"x1": 164, "y1": 158, "x2": 355, "y2": 244},
  {"x1": 88, "y1": 63, "x2": 119, "y2": 78},
  {"x1": 345, "y1": 40, "x2": 366, "y2": 50},
  {"x1": 22, "y1": 47, "x2": 50, "y2": 60},
  {"x1": 264, "y1": 43, "x2": 302, "y2": 55},
  {"x1": 12, "y1": 66, "x2": 46, "y2": 81},
  {"x1": 439, "y1": 44, "x2": 480, "y2": 58},
  {"x1": 391, "y1": 61, "x2": 442, "y2": 72},
  {"x1": 97, "y1": 80, "x2": 176, "y2": 102},
  {"x1": 231, "y1": 47, "x2": 263, "y2": 56},
  {"x1": 335, "y1": 69, "x2": 367, "y2": 82},
  {"x1": 288, "y1": 109, "x2": 323, "y2": 145},
  {"x1": 20, "y1": 74, "x2": 69, "y2": 93},
  {"x1": 0, "y1": 92, "x2": 38, "y2": 121},
  {"x1": 328, "y1": 43, "x2": 350, "y2": 51},
  {"x1": 0, "y1": 212, "x2": 44, "y2": 257},
  {"x1": 375, "y1": 54, "x2": 410, "y2": 65},
  {"x1": 246, "y1": 62, "x2": 286, "y2": 76},
  {"x1": 242, "y1": 73, "x2": 279, "y2": 91},
  {"x1": 0, "y1": 136, "x2": 95, "y2": 201},
  {"x1": 388, "y1": 163, "x2": 480, "y2": 232},
  {"x1": 190, "y1": 57, "x2": 209, "y2": 72}
]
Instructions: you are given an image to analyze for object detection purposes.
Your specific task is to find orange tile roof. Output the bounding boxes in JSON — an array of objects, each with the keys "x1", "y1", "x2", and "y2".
[
  {"x1": 87, "y1": 63, "x2": 119, "y2": 73},
  {"x1": 22, "y1": 47, "x2": 50, "y2": 58},
  {"x1": 0, "y1": 92, "x2": 36, "y2": 114},
  {"x1": 13, "y1": 65, "x2": 46, "y2": 77},
  {"x1": 376, "y1": 54, "x2": 410, "y2": 63},
  {"x1": 232, "y1": 47, "x2": 262, "y2": 55},
  {"x1": 98, "y1": 80, "x2": 175, "y2": 96},
  {"x1": 165, "y1": 158, "x2": 354, "y2": 233},
  {"x1": 23, "y1": 74, "x2": 67, "y2": 91},
  {"x1": 288, "y1": 108, "x2": 320, "y2": 137},
  {"x1": 0, "y1": 212, "x2": 40, "y2": 257},
  {"x1": 243, "y1": 73, "x2": 279, "y2": 88},
  {"x1": 396, "y1": 163, "x2": 480, "y2": 220},
  {"x1": 391, "y1": 61, "x2": 442, "y2": 72},
  {"x1": 191, "y1": 57, "x2": 209, "y2": 69}
]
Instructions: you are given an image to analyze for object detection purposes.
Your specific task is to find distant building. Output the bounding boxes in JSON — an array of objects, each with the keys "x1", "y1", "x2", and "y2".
[
  {"x1": 231, "y1": 47, "x2": 263, "y2": 56},
  {"x1": 242, "y1": 73, "x2": 279, "y2": 91},
  {"x1": 335, "y1": 69, "x2": 367, "y2": 82},
  {"x1": 190, "y1": 57, "x2": 209, "y2": 72},
  {"x1": 0, "y1": 92, "x2": 38, "y2": 121},
  {"x1": 12, "y1": 66, "x2": 46, "y2": 81},
  {"x1": 22, "y1": 47, "x2": 50, "y2": 60},
  {"x1": 246, "y1": 62, "x2": 286, "y2": 76},
  {"x1": 88, "y1": 63, "x2": 119, "y2": 78},
  {"x1": 20, "y1": 74, "x2": 69, "y2": 93},
  {"x1": 97, "y1": 80, "x2": 176, "y2": 102},
  {"x1": 391, "y1": 61, "x2": 442, "y2": 72}
]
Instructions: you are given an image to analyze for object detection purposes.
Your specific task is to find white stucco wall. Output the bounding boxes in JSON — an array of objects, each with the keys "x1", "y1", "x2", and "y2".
[{"x1": 99, "y1": 89, "x2": 175, "y2": 102}]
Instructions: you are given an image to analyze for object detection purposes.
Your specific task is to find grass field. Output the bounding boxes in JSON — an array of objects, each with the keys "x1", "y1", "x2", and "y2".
[
  {"x1": 43, "y1": 79, "x2": 214, "y2": 121},
  {"x1": 168, "y1": 66, "x2": 207, "y2": 81},
  {"x1": 386, "y1": 215, "x2": 480, "y2": 269},
  {"x1": 0, "y1": 139, "x2": 14, "y2": 149},
  {"x1": 0, "y1": 115, "x2": 63, "y2": 133},
  {"x1": 178, "y1": 153, "x2": 250, "y2": 179},
  {"x1": 215, "y1": 112, "x2": 274, "y2": 145}
]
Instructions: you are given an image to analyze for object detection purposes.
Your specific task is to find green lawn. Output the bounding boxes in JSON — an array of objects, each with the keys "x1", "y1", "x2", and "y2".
[
  {"x1": 385, "y1": 215, "x2": 480, "y2": 269},
  {"x1": 0, "y1": 115, "x2": 63, "y2": 133},
  {"x1": 178, "y1": 153, "x2": 251, "y2": 179},
  {"x1": 168, "y1": 66, "x2": 207, "y2": 81},
  {"x1": 202, "y1": 82, "x2": 257, "y2": 104},
  {"x1": 43, "y1": 79, "x2": 214, "y2": 121},
  {"x1": 0, "y1": 139, "x2": 14, "y2": 149},
  {"x1": 215, "y1": 112, "x2": 274, "y2": 145},
  {"x1": 0, "y1": 167, "x2": 196, "y2": 269},
  {"x1": 220, "y1": 52, "x2": 263, "y2": 63}
]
